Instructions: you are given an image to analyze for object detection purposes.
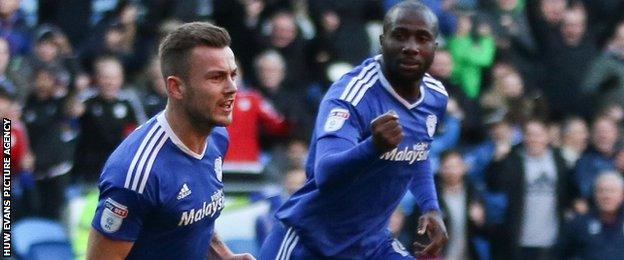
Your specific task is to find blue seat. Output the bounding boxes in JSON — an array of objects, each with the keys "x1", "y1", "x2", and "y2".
[
  {"x1": 226, "y1": 239, "x2": 258, "y2": 256},
  {"x1": 13, "y1": 218, "x2": 72, "y2": 259},
  {"x1": 27, "y1": 241, "x2": 74, "y2": 260}
]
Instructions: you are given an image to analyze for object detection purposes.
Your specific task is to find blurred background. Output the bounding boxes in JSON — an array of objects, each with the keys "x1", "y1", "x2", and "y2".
[{"x1": 1, "y1": 0, "x2": 623, "y2": 259}]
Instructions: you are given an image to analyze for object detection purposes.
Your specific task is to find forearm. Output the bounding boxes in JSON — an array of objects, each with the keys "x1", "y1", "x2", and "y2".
[
  {"x1": 86, "y1": 228, "x2": 133, "y2": 260},
  {"x1": 409, "y1": 165, "x2": 440, "y2": 213},
  {"x1": 208, "y1": 232, "x2": 233, "y2": 260},
  {"x1": 314, "y1": 136, "x2": 380, "y2": 192}
]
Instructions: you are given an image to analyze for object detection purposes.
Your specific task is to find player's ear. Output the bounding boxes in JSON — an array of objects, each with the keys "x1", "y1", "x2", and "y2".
[
  {"x1": 379, "y1": 34, "x2": 384, "y2": 47},
  {"x1": 166, "y1": 76, "x2": 185, "y2": 100}
]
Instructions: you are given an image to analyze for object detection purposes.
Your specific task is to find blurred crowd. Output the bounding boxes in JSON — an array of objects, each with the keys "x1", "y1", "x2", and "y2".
[{"x1": 1, "y1": 0, "x2": 624, "y2": 259}]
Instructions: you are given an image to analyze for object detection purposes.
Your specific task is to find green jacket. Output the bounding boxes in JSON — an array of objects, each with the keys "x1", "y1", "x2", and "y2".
[{"x1": 449, "y1": 35, "x2": 496, "y2": 99}]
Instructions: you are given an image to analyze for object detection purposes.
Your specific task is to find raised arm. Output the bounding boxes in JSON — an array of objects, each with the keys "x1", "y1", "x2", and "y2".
[{"x1": 315, "y1": 109, "x2": 402, "y2": 192}]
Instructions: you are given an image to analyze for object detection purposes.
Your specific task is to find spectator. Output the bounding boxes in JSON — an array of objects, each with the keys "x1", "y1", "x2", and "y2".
[
  {"x1": 487, "y1": 119, "x2": 578, "y2": 260},
  {"x1": 73, "y1": 56, "x2": 138, "y2": 186},
  {"x1": 582, "y1": 22, "x2": 624, "y2": 111},
  {"x1": 22, "y1": 65, "x2": 77, "y2": 220},
  {"x1": 213, "y1": 0, "x2": 265, "y2": 83},
  {"x1": 436, "y1": 151, "x2": 487, "y2": 260},
  {"x1": 259, "y1": 11, "x2": 307, "y2": 89},
  {"x1": 0, "y1": 0, "x2": 31, "y2": 56},
  {"x1": 596, "y1": 102, "x2": 624, "y2": 128},
  {"x1": 482, "y1": 0, "x2": 538, "y2": 90},
  {"x1": 46, "y1": 25, "x2": 84, "y2": 79},
  {"x1": 557, "y1": 171, "x2": 624, "y2": 260},
  {"x1": 138, "y1": 56, "x2": 167, "y2": 118},
  {"x1": 0, "y1": 37, "x2": 26, "y2": 101},
  {"x1": 464, "y1": 113, "x2": 520, "y2": 190},
  {"x1": 429, "y1": 49, "x2": 483, "y2": 143},
  {"x1": 560, "y1": 116, "x2": 589, "y2": 168},
  {"x1": 80, "y1": 0, "x2": 153, "y2": 77},
  {"x1": 581, "y1": 0, "x2": 624, "y2": 47},
  {"x1": 307, "y1": 7, "x2": 349, "y2": 87},
  {"x1": 480, "y1": 66, "x2": 549, "y2": 125},
  {"x1": 575, "y1": 116, "x2": 621, "y2": 198},
  {"x1": 530, "y1": 3, "x2": 598, "y2": 118},
  {"x1": 449, "y1": 13, "x2": 496, "y2": 99},
  {"x1": 309, "y1": 0, "x2": 382, "y2": 66},
  {"x1": 253, "y1": 50, "x2": 312, "y2": 141},
  {"x1": 0, "y1": 88, "x2": 34, "y2": 220},
  {"x1": 37, "y1": 0, "x2": 91, "y2": 47},
  {"x1": 526, "y1": 0, "x2": 567, "y2": 59},
  {"x1": 15, "y1": 27, "x2": 71, "y2": 100},
  {"x1": 223, "y1": 73, "x2": 290, "y2": 174}
]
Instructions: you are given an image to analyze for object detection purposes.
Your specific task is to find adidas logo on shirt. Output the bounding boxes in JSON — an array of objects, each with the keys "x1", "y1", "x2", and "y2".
[{"x1": 177, "y1": 183, "x2": 192, "y2": 200}]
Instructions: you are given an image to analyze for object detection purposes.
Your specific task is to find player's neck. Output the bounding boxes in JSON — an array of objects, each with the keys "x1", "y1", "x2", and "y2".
[
  {"x1": 390, "y1": 79, "x2": 422, "y2": 103},
  {"x1": 381, "y1": 61, "x2": 423, "y2": 102},
  {"x1": 164, "y1": 107, "x2": 210, "y2": 154}
]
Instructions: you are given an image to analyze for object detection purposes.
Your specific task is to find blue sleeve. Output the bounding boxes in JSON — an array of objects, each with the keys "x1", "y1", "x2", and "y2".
[
  {"x1": 408, "y1": 94, "x2": 447, "y2": 213},
  {"x1": 409, "y1": 159, "x2": 440, "y2": 213},
  {"x1": 315, "y1": 137, "x2": 380, "y2": 192},
  {"x1": 431, "y1": 115, "x2": 461, "y2": 155},
  {"x1": 91, "y1": 162, "x2": 155, "y2": 242},
  {"x1": 313, "y1": 98, "x2": 381, "y2": 192},
  {"x1": 91, "y1": 184, "x2": 153, "y2": 241}
]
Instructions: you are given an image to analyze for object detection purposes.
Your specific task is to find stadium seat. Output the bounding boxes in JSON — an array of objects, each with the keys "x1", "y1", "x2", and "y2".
[
  {"x1": 13, "y1": 218, "x2": 73, "y2": 259},
  {"x1": 225, "y1": 239, "x2": 258, "y2": 256},
  {"x1": 27, "y1": 241, "x2": 74, "y2": 260}
]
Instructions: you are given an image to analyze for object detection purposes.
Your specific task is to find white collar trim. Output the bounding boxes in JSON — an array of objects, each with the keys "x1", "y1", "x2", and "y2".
[
  {"x1": 374, "y1": 55, "x2": 425, "y2": 109},
  {"x1": 156, "y1": 113, "x2": 205, "y2": 160}
]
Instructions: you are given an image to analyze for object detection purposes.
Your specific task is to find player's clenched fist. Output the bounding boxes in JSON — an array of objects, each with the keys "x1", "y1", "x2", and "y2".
[{"x1": 371, "y1": 110, "x2": 403, "y2": 152}]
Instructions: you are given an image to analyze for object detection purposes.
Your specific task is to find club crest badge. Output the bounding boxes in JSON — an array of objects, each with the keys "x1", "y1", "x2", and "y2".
[
  {"x1": 215, "y1": 157, "x2": 223, "y2": 182},
  {"x1": 101, "y1": 198, "x2": 128, "y2": 233},
  {"x1": 426, "y1": 114, "x2": 437, "y2": 138},
  {"x1": 324, "y1": 108, "x2": 350, "y2": 132}
]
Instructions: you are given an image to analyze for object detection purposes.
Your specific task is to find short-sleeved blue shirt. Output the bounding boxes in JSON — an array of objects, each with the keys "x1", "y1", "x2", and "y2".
[{"x1": 92, "y1": 113, "x2": 228, "y2": 259}]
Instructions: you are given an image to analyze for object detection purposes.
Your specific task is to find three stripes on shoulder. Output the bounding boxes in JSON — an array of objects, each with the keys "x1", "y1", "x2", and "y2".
[{"x1": 339, "y1": 62, "x2": 448, "y2": 108}]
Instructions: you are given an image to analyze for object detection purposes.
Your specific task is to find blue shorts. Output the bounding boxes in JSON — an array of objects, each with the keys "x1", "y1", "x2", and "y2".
[{"x1": 258, "y1": 223, "x2": 413, "y2": 260}]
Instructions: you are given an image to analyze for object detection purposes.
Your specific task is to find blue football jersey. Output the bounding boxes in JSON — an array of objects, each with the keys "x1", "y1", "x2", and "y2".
[
  {"x1": 92, "y1": 113, "x2": 228, "y2": 259},
  {"x1": 275, "y1": 55, "x2": 448, "y2": 258}
]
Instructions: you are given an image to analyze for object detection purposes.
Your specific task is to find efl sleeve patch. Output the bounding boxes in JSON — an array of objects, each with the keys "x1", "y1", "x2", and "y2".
[
  {"x1": 101, "y1": 197, "x2": 129, "y2": 233},
  {"x1": 324, "y1": 108, "x2": 350, "y2": 132}
]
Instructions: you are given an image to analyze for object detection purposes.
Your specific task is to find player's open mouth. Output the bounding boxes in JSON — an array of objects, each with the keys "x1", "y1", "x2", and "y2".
[{"x1": 219, "y1": 99, "x2": 234, "y2": 112}]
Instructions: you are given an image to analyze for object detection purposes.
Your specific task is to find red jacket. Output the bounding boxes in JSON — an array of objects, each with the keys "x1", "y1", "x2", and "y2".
[
  {"x1": 8, "y1": 121, "x2": 29, "y2": 174},
  {"x1": 224, "y1": 89, "x2": 290, "y2": 173}
]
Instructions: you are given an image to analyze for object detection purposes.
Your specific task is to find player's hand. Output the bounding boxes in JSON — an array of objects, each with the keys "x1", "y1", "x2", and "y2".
[
  {"x1": 224, "y1": 253, "x2": 255, "y2": 260},
  {"x1": 413, "y1": 211, "x2": 448, "y2": 257},
  {"x1": 370, "y1": 110, "x2": 403, "y2": 152}
]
